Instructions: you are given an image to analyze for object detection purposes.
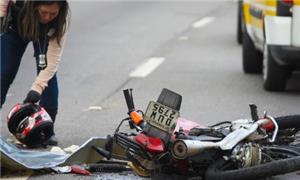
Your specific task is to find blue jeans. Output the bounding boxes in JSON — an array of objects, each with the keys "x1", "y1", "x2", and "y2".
[{"x1": 1, "y1": 29, "x2": 59, "y2": 109}]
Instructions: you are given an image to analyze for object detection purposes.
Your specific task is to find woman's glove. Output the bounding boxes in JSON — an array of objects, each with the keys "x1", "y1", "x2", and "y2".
[{"x1": 23, "y1": 90, "x2": 41, "y2": 103}]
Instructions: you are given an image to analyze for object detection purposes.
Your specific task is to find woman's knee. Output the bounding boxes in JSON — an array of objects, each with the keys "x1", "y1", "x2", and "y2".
[{"x1": 40, "y1": 75, "x2": 59, "y2": 108}]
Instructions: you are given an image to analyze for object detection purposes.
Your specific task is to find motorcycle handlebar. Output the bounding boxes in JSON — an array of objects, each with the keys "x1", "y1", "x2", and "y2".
[
  {"x1": 123, "y1": 89, "x2": 135, "y2": 113},
  {"x1": 249, "y1": 104, "x2": 259, "y2": 121},
  {"x1": 123, "y1": 89, "x2": 144, "y2": 127}
]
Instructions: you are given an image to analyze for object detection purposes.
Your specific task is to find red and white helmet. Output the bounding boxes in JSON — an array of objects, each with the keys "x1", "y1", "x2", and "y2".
[{"x1": 7, "y1": 103, "x2": 54, "y2": 147}]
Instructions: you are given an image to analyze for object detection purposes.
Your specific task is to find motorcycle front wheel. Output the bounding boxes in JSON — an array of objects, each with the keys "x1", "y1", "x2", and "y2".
[{"x1": 204, "y1": 155, "x2": 300, "y2": 180}]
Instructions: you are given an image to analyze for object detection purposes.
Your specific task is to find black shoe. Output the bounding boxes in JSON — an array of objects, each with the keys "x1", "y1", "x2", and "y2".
[{"x1": 45, "y1": 135, "x2": 58, "y2": 146}]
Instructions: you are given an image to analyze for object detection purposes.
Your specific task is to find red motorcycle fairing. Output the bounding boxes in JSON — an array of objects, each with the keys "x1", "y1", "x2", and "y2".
[
  {"x1": 134, "y1": 117, "x2": 203, "y2": 153},
  {"x1": 261, "y1": 119, "x2": 275, "y2": 132},
  {"x1": 134, "y1": 133, "x2": 164, "y2": 153}
]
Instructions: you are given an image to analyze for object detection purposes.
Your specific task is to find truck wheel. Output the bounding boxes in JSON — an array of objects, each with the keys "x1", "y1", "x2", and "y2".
[
  {"x1": 242, "y1": 26, "x2": 263, "y2": 73},
  {"x1": 237, "y1": 1, "x2": 243, "y2": 44},
  {"x1": 263, "y1": 44, "x2": 289, "y2": 91}
]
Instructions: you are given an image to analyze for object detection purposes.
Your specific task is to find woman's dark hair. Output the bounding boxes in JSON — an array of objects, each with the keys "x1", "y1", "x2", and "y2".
[{"x1": 18, "y1": 0, "x2": 70, "y2": 46}]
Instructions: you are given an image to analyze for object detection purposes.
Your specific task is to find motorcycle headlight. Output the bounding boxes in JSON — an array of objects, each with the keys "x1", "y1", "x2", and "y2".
[{"x1": 172, "y1": 140, "x2": 188, "y2": 159}]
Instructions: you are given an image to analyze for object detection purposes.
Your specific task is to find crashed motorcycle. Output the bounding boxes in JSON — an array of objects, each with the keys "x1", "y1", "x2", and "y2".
[
  {"x1": 3, "y1": 88, "x2": 300, "y2": 179},
  {"x1": 88, "y1": 88, "x2": 300, "y2": 180}
]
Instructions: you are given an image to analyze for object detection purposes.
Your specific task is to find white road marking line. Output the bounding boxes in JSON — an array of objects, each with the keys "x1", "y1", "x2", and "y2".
[
  {"x1": 178, "y1": 36, "x2": 189, "y2": 41},
  {"x1": 88, "y1": 106, "x2": 102, "y2": 111},
  {"x1": 82, "y1": 106, "x2": 103, "y2": 112},
  {"x1": 129, "y1": 57, "x2": 165, "y2": 78},
  {"x1": 192, "y1": 16, "x2": 215, "y2": 28}
]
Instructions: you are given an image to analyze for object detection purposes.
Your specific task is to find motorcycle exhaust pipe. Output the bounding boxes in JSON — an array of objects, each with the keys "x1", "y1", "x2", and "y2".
[{"x1": 172, "y1": 139, "x2": 219, "y2": 159}]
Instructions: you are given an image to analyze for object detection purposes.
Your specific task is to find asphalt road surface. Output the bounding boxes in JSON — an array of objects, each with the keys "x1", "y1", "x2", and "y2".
[{"x1": 1, "y1": 1, "x2": 300, "y2": 180}]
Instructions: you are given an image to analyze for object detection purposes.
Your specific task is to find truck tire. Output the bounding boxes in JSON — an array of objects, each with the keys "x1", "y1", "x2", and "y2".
[
  {"x1": 242, "y1": 25, "x2": 263, "y2": 73},
  {"x1": 237, "y1": 1, "x2": 243, "y2": 44},
  {"x1": 263, "y1": 44, "x2": 289, "y2": 91}
]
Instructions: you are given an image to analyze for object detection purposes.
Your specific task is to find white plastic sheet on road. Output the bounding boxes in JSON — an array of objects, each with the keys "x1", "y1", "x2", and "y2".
[{"x1": 0, "y1": 136, "x2": 111, "y2": 171}]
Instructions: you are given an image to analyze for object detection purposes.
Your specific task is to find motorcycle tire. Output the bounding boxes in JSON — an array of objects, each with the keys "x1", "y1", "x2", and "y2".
[
  {"x1": 151, "y1": 173, "x2": 188, "y2": 180},
  {"x1": 274, "y1": 115, "x2": 300, "y2": 147},
  {"x1": 204, "y1": 156, "x2": 300, "y2": 180},
  {"x1": 275, "y1": 115, "x2": 300, "y2": 129}
]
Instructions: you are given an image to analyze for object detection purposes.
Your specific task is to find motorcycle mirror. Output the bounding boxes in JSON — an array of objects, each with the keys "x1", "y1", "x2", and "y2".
[{"x1": 263, "y1": 111, "x2": 268, "y2": 118}]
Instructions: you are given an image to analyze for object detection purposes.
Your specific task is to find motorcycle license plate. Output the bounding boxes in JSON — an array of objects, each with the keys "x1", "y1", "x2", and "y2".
[{"x1": 144, "y1": 101, "x2": 179, "y2": 133}]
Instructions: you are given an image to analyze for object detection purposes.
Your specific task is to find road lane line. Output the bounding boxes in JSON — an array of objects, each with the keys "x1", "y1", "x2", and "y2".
[
  {"x1": 178, "y1": 36, "x2": 189, "y2": 41},
  {"x1": 192, "y1": 16, "x2": 215, "y2": 28},
  {"x1": 88, "y1": 106, "x2": 102, "y2": 111},
  {"x1": 129, "y1": 57, "x2": 165, "y2": 78}
]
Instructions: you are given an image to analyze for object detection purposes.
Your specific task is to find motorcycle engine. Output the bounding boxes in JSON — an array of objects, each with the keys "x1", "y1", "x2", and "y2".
[{"x1": 231, "y1": 142, "x2": 262, "y2": 167}]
